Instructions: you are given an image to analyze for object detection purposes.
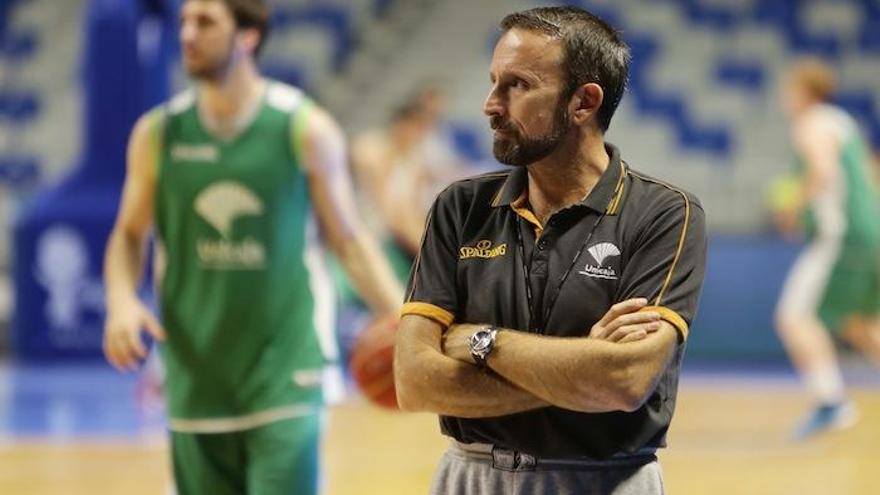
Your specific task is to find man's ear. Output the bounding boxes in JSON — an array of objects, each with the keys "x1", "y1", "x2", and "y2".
[
  {"x1": 569, "y1": 83, "x2": 604, "y2": 127},
  {"x1": 238, "y1": 28, "x2": 261, "y2": 55}
]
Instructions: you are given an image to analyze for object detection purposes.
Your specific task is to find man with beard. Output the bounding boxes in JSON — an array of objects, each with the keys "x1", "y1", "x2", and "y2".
[
  {"x1": 102, "y1": 1, "x2": 402, "y2": 493},
  {"x1": 395, "y1": 6, "x2": 707, "y2": 494}
]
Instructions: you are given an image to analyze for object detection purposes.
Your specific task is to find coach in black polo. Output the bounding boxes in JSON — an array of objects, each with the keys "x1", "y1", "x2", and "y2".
[{"x1": 395, "y1": 6, "x2": 707, "y2": 495}]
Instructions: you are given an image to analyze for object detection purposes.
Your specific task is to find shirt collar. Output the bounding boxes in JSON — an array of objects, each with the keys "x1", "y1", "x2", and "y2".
[{"x1": 490, "y1": 143, "x2": 626, "y2": 215}]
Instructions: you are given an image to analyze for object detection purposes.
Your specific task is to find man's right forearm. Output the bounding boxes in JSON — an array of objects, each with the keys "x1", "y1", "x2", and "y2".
[{"x1": 104, "y1": 230, "x2": 147, "y2": 309}]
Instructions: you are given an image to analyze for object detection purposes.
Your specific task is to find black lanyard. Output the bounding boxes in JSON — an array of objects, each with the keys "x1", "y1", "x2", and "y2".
[{"x1": 514, "y1": 211, "x2": 605, "y2": 333}]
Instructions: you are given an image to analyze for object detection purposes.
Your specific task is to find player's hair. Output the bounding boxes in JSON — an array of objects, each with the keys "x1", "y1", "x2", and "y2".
[
  {"x1": 190, "y1": 0, "x2": 271, "y2": 57},
  {"x1": 500, "y1": 6, "x2": 630, "y2": 132},
  {"x1": 790, "y1": 58, "x2": 837, "y2": 102}
]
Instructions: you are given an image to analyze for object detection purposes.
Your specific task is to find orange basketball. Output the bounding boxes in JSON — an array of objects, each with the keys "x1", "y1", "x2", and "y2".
[{"x1": 350, "y1": 314, "x2": 399, "y2": 410}]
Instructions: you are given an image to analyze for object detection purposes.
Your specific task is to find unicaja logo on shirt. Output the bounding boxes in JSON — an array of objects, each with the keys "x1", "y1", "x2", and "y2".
[
  {"x1": 194, "y1": 181, "x2": 266, "y2": 269},
  {"x1": 579, "y1": 242, "x2": 620, "y2": 280},
  {"x1": 459, "y1": 239, "x2": 507, "y2": 260}
]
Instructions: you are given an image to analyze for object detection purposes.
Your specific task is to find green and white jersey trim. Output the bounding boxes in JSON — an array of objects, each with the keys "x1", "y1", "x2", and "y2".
[
  {"x1": 266, "y1": 81, "x2": 305, "y2": 112},
  {"x1": 167, "y1": 88, "x2": 196, "y2": 115},
  {"x1": 169, "y1": 403, "x2": 320, "y2": 433},
  {"x1": 304, "y1": 210, "x2": 345, "y2": 405}
]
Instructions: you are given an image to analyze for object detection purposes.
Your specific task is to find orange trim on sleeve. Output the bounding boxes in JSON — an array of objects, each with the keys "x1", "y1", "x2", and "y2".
[
  {"x1": 641, "y1": 305, "x2": 689, "y2": 341},
  {"x1": 401, "y1": 302, "x2": 455, "y2": 328}
]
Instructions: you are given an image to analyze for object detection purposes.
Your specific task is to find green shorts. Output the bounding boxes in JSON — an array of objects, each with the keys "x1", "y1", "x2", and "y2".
[
  {"x1": 778, "y1": 238, "x2": 880, "y2": 333},
  {"x1": 171, "y1": 413, "x2": 321, "y2": 495},
  {"x1": 819, "y1": 252, "x2": 880, "y2": 331}
]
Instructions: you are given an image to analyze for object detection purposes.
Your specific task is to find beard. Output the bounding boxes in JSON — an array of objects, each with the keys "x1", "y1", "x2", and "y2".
[
  {"x1": 491, "y1": 97, "x2": 571, "y2": 167},
  {"x1": 184, "y1": 37, "x2": 236, "y2": 81}
]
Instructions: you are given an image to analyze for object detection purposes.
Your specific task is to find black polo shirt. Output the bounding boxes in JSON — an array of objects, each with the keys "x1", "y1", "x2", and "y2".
[{"x1": 401, "y1": 143, "x2": 707, "y2": 459}]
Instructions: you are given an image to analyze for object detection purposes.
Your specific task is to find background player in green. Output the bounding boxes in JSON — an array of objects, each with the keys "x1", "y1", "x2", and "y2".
[
  {"x1": 774, "y1": 58, "x2": 880, "y2": 439},
  {"x1": 102, "y1": 0, "x2": 403, "y2": 493}
]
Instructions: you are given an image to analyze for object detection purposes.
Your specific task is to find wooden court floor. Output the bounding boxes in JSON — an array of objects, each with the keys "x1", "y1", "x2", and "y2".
[{"x1": 2, "y1": 385, "x2": 878, "y2": 494}]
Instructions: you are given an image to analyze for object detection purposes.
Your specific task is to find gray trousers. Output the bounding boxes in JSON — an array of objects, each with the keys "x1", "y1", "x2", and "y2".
[{"x1": 429, "y1": 441, "x2": 664, "y2": 495}]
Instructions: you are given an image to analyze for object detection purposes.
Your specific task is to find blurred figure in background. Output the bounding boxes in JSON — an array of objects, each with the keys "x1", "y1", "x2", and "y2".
[
  {"x1": 102, "y1": 0, "x2": 401, "y2": 493},
  {"x1": 774, "y1": 58, "x2": 880, "y2": 440},
  {"x1": 352, "y1": 82, "x2": 472, "y2": 281}
]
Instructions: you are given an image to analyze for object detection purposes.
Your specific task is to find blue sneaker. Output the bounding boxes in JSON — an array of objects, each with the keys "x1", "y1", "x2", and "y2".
[{"x1": 793, "y1": 401, "x2": 858, "y2": 441}]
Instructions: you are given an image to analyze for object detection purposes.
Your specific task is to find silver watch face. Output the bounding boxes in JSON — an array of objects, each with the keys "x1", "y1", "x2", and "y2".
[{"x1": 470, "y1": 330, "x2": 495, "y2": 357}]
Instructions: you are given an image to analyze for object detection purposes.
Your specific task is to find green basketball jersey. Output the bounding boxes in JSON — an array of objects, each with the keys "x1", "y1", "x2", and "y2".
[
  {"x1": 151, "y1": 81, "x2": 341, "y2": 432},
  {"x1": 796, "y1": 104, "x2": 880, "y2": 251}
]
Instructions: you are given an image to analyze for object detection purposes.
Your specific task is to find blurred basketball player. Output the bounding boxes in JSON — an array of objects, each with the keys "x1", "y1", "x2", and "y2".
[
  {"x1": 352, "y1": 84, "x2": 472, "y2": 281},
  {"x1": 775, "y1": 58, "x2": 880, "y2": 439},
  {"x1": 102, "y1": 1, "x2": 402, "y2": 493}
]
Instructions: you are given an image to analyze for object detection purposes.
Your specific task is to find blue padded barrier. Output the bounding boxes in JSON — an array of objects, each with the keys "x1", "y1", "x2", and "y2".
[{"x1": 12, "y1": 0, "x2": 176, "y2": 362}]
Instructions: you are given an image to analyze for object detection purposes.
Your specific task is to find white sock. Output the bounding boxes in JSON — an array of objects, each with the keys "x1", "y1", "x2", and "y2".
[{"x1": 804, "y1": 365, "x2": 846, "y2": 404}]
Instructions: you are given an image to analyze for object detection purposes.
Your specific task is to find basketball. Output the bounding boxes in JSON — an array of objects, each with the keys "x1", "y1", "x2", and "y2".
[
  {"x1": 350, "y1": 314, "x2": 399, "y2": 410},
  {"x1": 767, "y1": 174, "x2": 802, "y2": 212}
]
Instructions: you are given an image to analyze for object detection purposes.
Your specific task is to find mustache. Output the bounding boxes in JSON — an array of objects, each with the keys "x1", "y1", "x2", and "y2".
[{"x1": 489, "y1": 117, "x2": 516, "y2": 132}]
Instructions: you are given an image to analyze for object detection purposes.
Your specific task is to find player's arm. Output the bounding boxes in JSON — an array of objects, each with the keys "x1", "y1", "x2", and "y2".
[
  {"x1": 103, "y1": 111, "x2": 167, "y2": 371},
  {"x1": 300, "y1": 105, "x2": 403, "y2": 314},
  {"x1": 351, "y1": 134, "x2": 430, "y2": 255},
  {"x1": 395, "y1": 314, "x2": 550, "y2": 417},
  {"x1": 791, "y1": 117, "x2": 839, "y2": 209},
  {"x1": 439, "y1": 195, "x2": 707, "y2": 413}
]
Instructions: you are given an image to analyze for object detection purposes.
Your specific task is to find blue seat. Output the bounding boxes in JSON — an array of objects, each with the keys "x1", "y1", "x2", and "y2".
[
  {"x1": 870, "y1": 126, "x2": 880, "y2": 150},
  {"x1": 862, "y1": 0, "x2": 880, "y2": 23},
  {"x1": 0, "y1": 91, "x2": 40, "y2": 122},
  {"x1": 714, "y1": 58, "x2": 765, "y2": 92},
  {"x1": 788, "y1": 29, "x2": 840, "y2": 58},
  {"x1": 623, "y1": 34, "x2": 660, "y2": 95},
  {"x1": 681, "y1": 0, "x2": 740, "y2": 32},
  {"x1": 858, "y1": 21, "x2": 880, "y2": 53},
  {"x1": 678, "y1": 123, "x2": 733, "y2": 157},
  {"x1": 448, "y1": 123, "x2": 486, "y2": 162},
  {"x1": 0, "y1": 155, "x2": 40, "y2": 188},
  {"x1": 752, "y1": 0, "x2": 798, "y2": 29},
  {"x1": 1, "y1": 28, "x2": 37, "y2": 62},
  {"x1": 261, "y1": 62, "x2": 308, "y2": 92},
  {"x1": 634, "y1": 90, "x2": 686, "y2": 123},
  {"x1": 835, "y1": 91, "x2": 876, "y2": 121},
  {"x1": 272, "y1": 5, "x2": 354, "y2": 71}
]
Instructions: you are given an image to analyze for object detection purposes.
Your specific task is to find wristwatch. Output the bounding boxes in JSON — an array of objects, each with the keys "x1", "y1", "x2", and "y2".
[{"x1": 468, "y1": 326, "x2": 499, "y2": 367}]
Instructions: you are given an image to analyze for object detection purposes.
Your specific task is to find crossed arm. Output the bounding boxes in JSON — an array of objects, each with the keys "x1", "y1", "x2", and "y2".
[{"x1": 394, "y1": 298, "x2": 679, "y2": 417}]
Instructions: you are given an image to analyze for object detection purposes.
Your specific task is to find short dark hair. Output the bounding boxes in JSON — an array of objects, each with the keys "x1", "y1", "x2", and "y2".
[
  {"x1": 500, "y1": 6, "x2": 630, "y2": 132},
  {"x1": 190, "y1": 0, "x2": 271, "y2": 57}
]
